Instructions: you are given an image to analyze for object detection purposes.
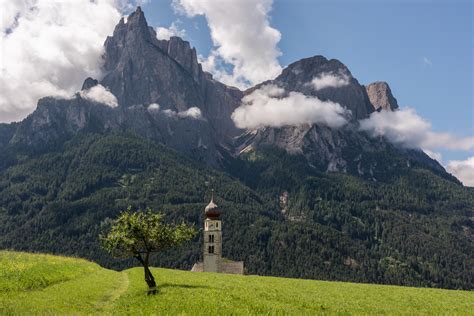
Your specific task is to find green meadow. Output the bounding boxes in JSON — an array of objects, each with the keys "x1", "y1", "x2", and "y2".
[{"x1": 0, "y1": 251, "x2": 472, "y2": 315}]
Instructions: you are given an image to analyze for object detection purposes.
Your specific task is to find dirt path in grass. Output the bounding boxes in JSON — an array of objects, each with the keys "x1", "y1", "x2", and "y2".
[{"x1": 95, "y1": 271, "x2": 129, "y2": 313}]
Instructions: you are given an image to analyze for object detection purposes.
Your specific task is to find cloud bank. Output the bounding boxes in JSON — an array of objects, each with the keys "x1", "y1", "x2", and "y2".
[
  {"x1": 231, "y1": 85, "x2": 350, "y2": 129},
  {"x1": 0, "y1": 0, "x2": 123, "y2": 123},
  {"x1": 174, "y1": 0, "x2": 282, "y2": 89},
  {"x1": 156, "y1": 22, "x2": 186, "y2": 40},
  {"x1": 148, "y1": 104, "x2": 202, "y2": 119},
  {"x1": 422, "y1": 149, "x2": 474, "y2": 187},
  {"x1": 359, "y1": 108, "x2": 474, "y2": 151},
  {"x1": 359, "y1": 105, "x2": 474, "y2": 188},
  {"x1": 311, "y1": 72, "x2": 350, "y2": 91},
  {"x1": 147, "y1": 103, "x2": 161, "y2": 111},
  {"x1": 79, "y1": 85, "x2": 118, "y2": 108},
  {"x1": 423, "y1": 149, "x2": 443, "y2": 163},
  {"x1": 180, "y1": 107, "x2": 203, "y2": 119},
  {"x1": 447, "y1": 157, "x2": 474, "y2": 187}
]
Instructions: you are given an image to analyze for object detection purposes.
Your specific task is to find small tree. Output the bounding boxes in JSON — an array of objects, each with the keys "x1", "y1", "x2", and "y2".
[{"x1": 100, "y1": 207, "x2": 196, "y2": 294}]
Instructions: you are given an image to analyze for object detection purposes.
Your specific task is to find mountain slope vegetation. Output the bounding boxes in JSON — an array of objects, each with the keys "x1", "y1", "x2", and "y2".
[{"x1": 0, "y1": 132, "x2": 472, "y2": 289}]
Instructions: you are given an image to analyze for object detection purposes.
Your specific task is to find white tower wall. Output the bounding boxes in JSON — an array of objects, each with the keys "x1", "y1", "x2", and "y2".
[{"x1": 203, "y1": 219, "x2": 222, "y2": 272}]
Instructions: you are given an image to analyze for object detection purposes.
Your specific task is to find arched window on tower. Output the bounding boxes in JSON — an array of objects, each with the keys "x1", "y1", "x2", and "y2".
[
  {"x1": 208, "y1": 245, "x2": 214, "y2": 254},
  {"x1": 208, "y1": 234, "x2": 214, "y2": 243}
]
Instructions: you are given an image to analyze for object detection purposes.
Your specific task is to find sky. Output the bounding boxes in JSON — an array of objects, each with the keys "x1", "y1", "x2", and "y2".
[{"x1": 0, "y1": 0, "x2": 473, "y2": 184}]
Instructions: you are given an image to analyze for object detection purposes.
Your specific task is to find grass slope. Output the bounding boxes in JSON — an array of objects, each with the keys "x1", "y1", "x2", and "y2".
[{"x1": 1, "y1": 251, "x2": 472, "y2": 315}]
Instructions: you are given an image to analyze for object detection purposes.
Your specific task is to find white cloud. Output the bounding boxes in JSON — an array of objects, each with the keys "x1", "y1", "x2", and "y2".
[
  {"x1": 231, "y1": 84, "x2": 350, "y2": 129},
  {"x1": 147, "y1": 103, "x2": 160, "y2": 111},
  {"x1": 1, "y1": 1, "x2": 29, "y2": 32},
  {"x1": 178, "y1": 107, "x2": 202, "y2": 119},
  {"x1": 447, "y1": 157, "x2": 474, "y2": 187},
  {"x1": 0, "y1": 0, "x2": 124, "y2": 123},
  {"x1": 423, "y1": 149, "x2": 442, "y2": 163},
  {"x1": 174, "y1": 0, "x2": 282, "y2": 89},
  {"x1": 359, "y1": 108, "x2": 474, "y2": 151},
  {"x1": 79, "y1": 84, "x2": 118, "y2": 108},
  {"x1": 156, "y1": 22, "x2": 186, "y2": 40},
  {"x1": 163, "y1": 107, "x2": 203, "y2": 119},
  {"x1": 422, "y1": 56, "x2": 432, "y2": 67},
  {"x1": 311, "y1": 72, "x2": 350, "y2": 91}
]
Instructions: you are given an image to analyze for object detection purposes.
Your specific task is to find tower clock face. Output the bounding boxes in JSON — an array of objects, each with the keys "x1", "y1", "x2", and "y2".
[{"x1": 210, "y1": 224, "x2": 214, "y2": 229}]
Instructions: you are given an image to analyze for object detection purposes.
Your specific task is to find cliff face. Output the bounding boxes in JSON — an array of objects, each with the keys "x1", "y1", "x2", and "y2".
[
  {"x1": 101, "y1": 8, "x2": 204, "y2": 111},
  {"x1": 100, "y1": 7, "x2": 242, "y2": 141},
  {"x1": 365, "y1": 81, "x2": 399, "y2": 111}
]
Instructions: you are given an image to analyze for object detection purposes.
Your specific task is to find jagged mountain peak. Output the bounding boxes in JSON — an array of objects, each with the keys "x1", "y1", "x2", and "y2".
[
  {"x1": 99, "y1": 7, "x2": 243, "y2": 143},
  {"x1": 121, "y1": 6, "x2": 149, "y2": 36},
  {"x1": 103, "y1": 8, "x2": 202, "y2": 81},
  {"x1": 155, "y1": 36, "x2": 202, "y2": 82},
  {"x1": 103, "y1": 7, "x2": 155, "y2": 73},
  {"x1": 251, "y1": 54, "x2": 373, "y2": 120},
  {"x1": 101, "y1": 7, "x2": 203, "y2": 109},
  {"x1": 365, "y1": 81, "x2": 399, "y2": 111},
  {"x1": 105, "y1": 7, "x2": 200, "y2": 77},
  {"x1": 282, "y1": 55, "x2": 349, "y2": 77}
]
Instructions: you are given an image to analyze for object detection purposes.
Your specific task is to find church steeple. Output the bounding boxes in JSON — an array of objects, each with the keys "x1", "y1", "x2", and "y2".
[
  {"x1": 191, "y1": 191, "x2": 244, "y2": 274},
  {"x1": 203, "y1": 191, "x2": 222, "y2": 273}
]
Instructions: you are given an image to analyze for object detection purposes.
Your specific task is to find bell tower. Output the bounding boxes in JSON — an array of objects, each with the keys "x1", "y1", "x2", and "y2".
[{"x1": 203, "y1": 192, "x2": 222, "y2": 273}]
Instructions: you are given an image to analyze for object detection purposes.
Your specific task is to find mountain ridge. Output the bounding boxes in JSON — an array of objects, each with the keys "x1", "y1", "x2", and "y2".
[{"x1": 0, "y1": 7, "x2": 452, "y2": 180}]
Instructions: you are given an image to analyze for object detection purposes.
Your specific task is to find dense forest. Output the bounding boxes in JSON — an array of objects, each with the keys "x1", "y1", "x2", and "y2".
[{"x1": 0, "y1": 132, "x2": 472, "y2": 290}]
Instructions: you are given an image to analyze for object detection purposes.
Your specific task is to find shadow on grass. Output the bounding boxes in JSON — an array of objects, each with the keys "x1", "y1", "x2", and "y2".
[
  {"x1": 144, "y1": 283, "x2": 211, "y2": 296},
  {"x1": 159, "y1": 283, "x2": 211, "y2": 290}
]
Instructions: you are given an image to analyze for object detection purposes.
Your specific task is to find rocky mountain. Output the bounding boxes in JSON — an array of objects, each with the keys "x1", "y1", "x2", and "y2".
[
  {"x1": 101, "y1": 8, "x2": 243, "y2": 140},
  {"x1": 0, "y1": 8, "x2": 444, "y2": 178},
  {"x1": 2, "y1": 7, "x2": 242, "y2": 165},
  {"x1": 235, "y1": 56, "x2": 441, "y2": 175},
  {"x1": 249, "y1": 56, "x2": 374, "y2": 120}
]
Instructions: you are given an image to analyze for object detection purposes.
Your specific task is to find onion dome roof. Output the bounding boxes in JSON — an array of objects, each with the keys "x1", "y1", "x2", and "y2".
[{"x1": 205, "y1": 196, "x2": 220, "y2": 219}]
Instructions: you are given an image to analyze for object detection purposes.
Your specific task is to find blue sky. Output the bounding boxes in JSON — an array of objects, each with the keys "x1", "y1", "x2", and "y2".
[{"x1": 140, "y1": 0, "x2": 473, "y2": 163}]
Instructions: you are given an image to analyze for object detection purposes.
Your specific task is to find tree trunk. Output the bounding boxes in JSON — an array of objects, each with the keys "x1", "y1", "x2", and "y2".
[
  {"x1": 135, "y1": 253, "x2": 157, "y2": 295},
  {"x1": 144, "y1": 265, "x2": 157, "y2": 294}
]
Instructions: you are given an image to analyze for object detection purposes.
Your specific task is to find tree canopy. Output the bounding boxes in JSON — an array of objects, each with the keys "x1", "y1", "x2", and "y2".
[{"x1": 100, "y1": 207, "x2": 196, "y2": 293}]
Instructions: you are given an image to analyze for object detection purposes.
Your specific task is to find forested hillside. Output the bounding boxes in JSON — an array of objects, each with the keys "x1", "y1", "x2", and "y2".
[{"x1": 0, "y1": 132, "x2": 472, "y2": 289}]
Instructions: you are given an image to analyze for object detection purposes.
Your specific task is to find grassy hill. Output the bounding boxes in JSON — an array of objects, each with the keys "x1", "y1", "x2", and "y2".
[{"x1": 1, "y1": 251, "x2": 472, "y2": 315}]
